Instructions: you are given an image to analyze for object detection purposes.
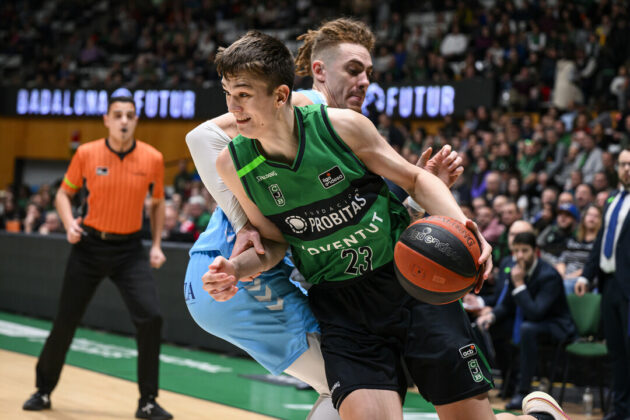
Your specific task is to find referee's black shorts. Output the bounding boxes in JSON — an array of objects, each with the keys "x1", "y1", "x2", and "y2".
[{"x1": 308, "y1": 262, "x2": 494, "y2": 409}]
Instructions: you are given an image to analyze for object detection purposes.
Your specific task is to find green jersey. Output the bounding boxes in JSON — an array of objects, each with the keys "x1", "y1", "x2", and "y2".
[{"x1": 228, "y1": 104, "x2": 410, "y2": 284}]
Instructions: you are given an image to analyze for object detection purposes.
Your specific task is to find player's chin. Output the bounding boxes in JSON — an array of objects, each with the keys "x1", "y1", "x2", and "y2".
[{"x1": 346, "y1": 101, "x2": 363, "y2": 113}]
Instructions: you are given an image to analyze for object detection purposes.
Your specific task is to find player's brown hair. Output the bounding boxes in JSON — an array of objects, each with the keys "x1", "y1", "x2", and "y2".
[
  {"x1": 295, "y1": 18, "x2": 375, "y2": 77},
  {"x1": 215, "y1": 31, "x2": 294, "y2": 95}
]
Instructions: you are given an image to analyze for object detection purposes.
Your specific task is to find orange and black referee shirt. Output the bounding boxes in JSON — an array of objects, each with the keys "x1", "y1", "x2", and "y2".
[{"x1": 60, "y1": 138, "x2": 164, "y2": 234}]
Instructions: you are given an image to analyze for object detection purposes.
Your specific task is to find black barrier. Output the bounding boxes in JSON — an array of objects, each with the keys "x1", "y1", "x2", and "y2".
[
  {"x1": 1, "y1": 80, "x2": 494, "y2": 120},
  {"x1": 0, "y1": 232, "x2": 246, "y2": 356}
]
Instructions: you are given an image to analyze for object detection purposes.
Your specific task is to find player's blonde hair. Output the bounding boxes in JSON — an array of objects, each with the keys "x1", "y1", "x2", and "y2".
[{"x1": 295, "y1": 18, "x2": 375, "y2": 77}]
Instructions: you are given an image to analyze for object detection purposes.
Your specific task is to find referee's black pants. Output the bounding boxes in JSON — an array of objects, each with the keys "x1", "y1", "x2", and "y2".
[{"x1": 35, "y1": 235, "x2": 163, "y2": 399}]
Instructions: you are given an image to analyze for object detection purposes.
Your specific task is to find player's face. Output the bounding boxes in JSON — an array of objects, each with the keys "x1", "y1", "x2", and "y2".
[
  {"x1": 322, "y1": 43, "x2": 372, "y2": 112},
  {"x1": 512, "y1": 243, "x2": 535, "y2": 270},
  {"x1": 222, "y1": 75, "x2": 278, "y2": 139},
  {"x1": 104, "y1": 102, "x2": 137, "y2": 143}
]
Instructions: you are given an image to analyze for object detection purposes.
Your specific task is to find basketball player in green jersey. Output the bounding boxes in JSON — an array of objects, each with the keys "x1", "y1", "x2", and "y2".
[{"x1": 207, "y1": 32, "x2": 569, "y2": 420}]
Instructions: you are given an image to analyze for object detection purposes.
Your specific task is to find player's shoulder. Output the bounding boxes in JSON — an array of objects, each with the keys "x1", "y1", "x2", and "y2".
[{"x1": 135, "y1": 140, "x2": 163, "y2": 160}]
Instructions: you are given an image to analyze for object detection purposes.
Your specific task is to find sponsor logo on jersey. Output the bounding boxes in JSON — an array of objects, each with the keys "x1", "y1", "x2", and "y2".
[
  {"x1": 318, "y1": 166, "x2": 345, "y2": 189},
  {"x1": 285, "y1": 215, "x2": 308, "y2": 234},
  {"x1": 256, "y1": 171, "x2": 277, "y2": 182},
  {"x1": 269, "y1": 183, "x2": 286, "y2": 206},
  {"x1": 459, "y1": 344, "x2": 477, "y2": 358},
  {"x1": 467, "y1": 359, "x2": 484, "y2": 382},
  {"x1": 96, "y1": 166, "x2": 109, "y2": 175}
]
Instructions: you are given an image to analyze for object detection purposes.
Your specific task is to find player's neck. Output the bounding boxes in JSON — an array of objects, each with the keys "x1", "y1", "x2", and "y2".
[
  {"x1": 108, "y1": 135, "x2": 134, "y2": 153},
  {"x1": 256, "y1": 106, "x2": 298, "y2": 165}
]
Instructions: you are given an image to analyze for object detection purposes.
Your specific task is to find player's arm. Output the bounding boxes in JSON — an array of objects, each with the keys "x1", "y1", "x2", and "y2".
[
  {"x1": 202, "y1": 149, "x2": 289, "y2": 301},
  {"x1": 327, "y1": 108, "x2": 492, "y2": 284},
  {"x1": 215, "y1": 148, "x2": 288, "y2": 272}
]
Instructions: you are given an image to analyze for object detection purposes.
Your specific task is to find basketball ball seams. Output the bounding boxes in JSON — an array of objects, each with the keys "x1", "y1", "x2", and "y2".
[
  {"x1": 395, "y1": 263, "x2": 475, "y2": 305},
  {"x1": 394, "y1": 242, "x2": 475, "y2": 292},
  {"x1": 394, "y1": 215, "x2": 482, "y2": 305},
  {"x1": 398, "y1": 223, "x2": 477, "y2": 278}
]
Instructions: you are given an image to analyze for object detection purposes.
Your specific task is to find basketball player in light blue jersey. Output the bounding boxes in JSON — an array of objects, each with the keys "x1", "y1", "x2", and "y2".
[{"x1": 184, "y1": 19, "x2": 462, "y2": 420}]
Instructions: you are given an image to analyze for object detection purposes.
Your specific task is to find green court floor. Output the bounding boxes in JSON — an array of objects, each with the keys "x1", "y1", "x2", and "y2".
[{"x1": 0, "y1": 311, "x2": 439, "y2": 419}]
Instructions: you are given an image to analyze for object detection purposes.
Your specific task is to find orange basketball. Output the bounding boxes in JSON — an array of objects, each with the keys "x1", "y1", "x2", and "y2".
[{"x1": 394, "y1": 215, "x2": 482, "y2": 305}]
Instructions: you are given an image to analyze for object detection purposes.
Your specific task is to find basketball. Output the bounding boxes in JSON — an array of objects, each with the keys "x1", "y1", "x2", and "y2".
[{"x1": 394, "y1": 216, "x2": 482, "y2": 305}]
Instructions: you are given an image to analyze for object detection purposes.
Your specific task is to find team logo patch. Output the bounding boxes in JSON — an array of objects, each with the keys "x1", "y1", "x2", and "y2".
[
  {"x1": 318, "y1": 166, "x2": 345, "y2": 189},
  {"x1": 285, "y1": 215, "x2": 308, "y2": 234},
  {"x1": 467, "y1": 359, "x2": 484, "y2": 383},
  {"x1": 96, "y1": 166, "x2": 109, "y2": 175},
  {"x1": 459, "y1": 344, "x2": 477, "y2": 358},
  {"x1": 269, "y1": 184, "x2": 285, "y2": 206}
]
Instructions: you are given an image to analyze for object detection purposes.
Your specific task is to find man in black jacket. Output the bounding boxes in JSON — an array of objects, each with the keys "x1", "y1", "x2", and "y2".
[
  {"x1": 576, "y1": 147, "x2": 630, "y2": 420},
  {"x1": 478, "y1": 232, "x2": 576, "y2": 410}
]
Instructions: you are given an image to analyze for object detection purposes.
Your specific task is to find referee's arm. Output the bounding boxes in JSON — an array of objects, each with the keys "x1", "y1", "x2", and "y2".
[
  {"x1": 148, "y1": 197, "x2": 166, "y2": 269},
  {"x1": 55, "y1": 187, "x2": 84, "y2": 244}
]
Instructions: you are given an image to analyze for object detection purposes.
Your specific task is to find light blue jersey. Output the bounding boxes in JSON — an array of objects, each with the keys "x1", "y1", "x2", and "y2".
[
  {"x1": 184, "y1": 207, "x2": 319, "y2": 375},
  {"x1": 297, "y1": 89, "x2": 327, "y2": 105}
]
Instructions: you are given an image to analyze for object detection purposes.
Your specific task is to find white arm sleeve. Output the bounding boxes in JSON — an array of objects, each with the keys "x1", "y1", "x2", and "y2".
[{"x1": 185, "y1": 121, "x2": 248, "y2": 232}]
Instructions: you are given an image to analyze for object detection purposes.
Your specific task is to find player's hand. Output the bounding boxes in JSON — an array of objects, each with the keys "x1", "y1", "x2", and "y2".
[
  {"x1": 231, "y1": 222, "x2": 265, "y2": 258},
  {"x1": 466, "y1": 219, "x2": 493, "y2": 293},
  {"x1": 202, "y1": 256, "x2": 239, "y2": 301},
  {"x1": 418, "y1": 145, "x2": 463, "y2": 188},
  {"x1": 66, "y1": 216, "x2": 84, "y2": 244},
  {"x1": 149, "y1": 245, "x2": 166, "y2": 269},
  {"x1": 574, "y1": 281, "x2": 588, "y2": 296}
]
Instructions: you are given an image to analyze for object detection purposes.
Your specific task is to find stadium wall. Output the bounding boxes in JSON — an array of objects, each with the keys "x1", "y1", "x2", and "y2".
[
  {"x1": 0, "y1": 231, "x2": 246, "y2": 356},
  {"x1": 0, "y1": 117, "x2": 200, "y2": 189}
]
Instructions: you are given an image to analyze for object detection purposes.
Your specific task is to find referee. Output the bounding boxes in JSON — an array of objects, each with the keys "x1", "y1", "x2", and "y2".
[{"x1": 23, "y1": 95, "x2": 172, "y2": 420}]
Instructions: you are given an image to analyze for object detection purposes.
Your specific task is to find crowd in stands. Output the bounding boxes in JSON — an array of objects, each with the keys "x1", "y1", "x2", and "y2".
[
  {"x1": 0, "y1": 158, "x2": 218, "y2": 243},
  {"x1": 2, "y1": 0, "x2": 630, "y2": 111}
]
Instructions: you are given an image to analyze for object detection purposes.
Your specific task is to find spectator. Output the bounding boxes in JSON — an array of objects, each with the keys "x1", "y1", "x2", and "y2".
[
  {"x1": 173, "y1": 159, "x2": 192, "y2": 198},
  {"x1": 493, "y1": 200, "x2": 521, "y2": 266},
  {"x1": 440, "y1": 23, "x2": 468, "y2": 60},
  {"x1": 574, "y1": 183, "x2": 595, "y2": 211},
  {"x1": 22, "y1": 203, "x2": 43, "y2": 234},
  {"x1": 573, "y1": 131, "x2": 604, "y2": 184},
  {"x1": 476, "y1": 205, "x2": 504, "y2": 245},
  {"x1": 38, "y1": 211, "x2": 64, "y2": 235},
  {"x1": 377, "y1": 113, "x2": 405, "y2": 152},
  {"x1": 161, "y1": 201, "x2": 194, "y2": 243},
  {"x1": 556, "y1": 204, "x2": 602, "y2": 295},
  {"x1": 537, "y1": 203, "x2": 579, "y2": 266},
  {"x1": 478, "y1": 232, "x2": 576, "y2": 410},
  {"x1": 185, "y1": 195, "x2": 211, "y2": 239}
]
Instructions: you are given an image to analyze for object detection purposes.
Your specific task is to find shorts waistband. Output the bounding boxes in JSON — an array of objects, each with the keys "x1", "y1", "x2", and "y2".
[{"x1": 83, "y1": 225, "x2": 140, "y2": 241}]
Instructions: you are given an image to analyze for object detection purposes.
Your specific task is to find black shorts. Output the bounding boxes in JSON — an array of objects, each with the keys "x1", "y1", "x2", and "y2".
[{"x1": 308, "y1": 262, "x2": 493, "y2": 409}]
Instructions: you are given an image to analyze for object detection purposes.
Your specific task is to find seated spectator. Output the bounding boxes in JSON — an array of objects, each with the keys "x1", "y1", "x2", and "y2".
[
  {"x1": 556, "y1": 204, "x2": 602, "y2": 295},
  {"x1": 476, "y1": 205, "x2": 504, "y2": 245},
  {"x1": 38, "y1": 211, "x2": 64, "y2": 235},
  {"x1": 557, "y1": 191, "x2": 575, "y2": 207},
  {"x1": 537, "y1": 203, "x2": 579, "y2": 265},
  {"x1": 532, "y1": 202, "x2": 556, "y2": 233},
  {"x1": 183, "y1": 195, "x2": 211, "y2": 240},
  {"x1": 161, "y1": 201, "x2": 194, "y2": 243},
  {"x1": 595, "y1": 190, "x2": 610, "y2": 208},
  {"x1": 574, "y1": 183, "x2": 595, "y2": 211},
  {"x1": 592, "y1": 171, "x2": 610, "y2": 193},
  {"x1": 440, "y1": 23, "x2": 468, "y2": 60},
  {"x1": 22, "y1": 203, "x2": 43, "y2": 234},
  {"x1": 572, "y1": 131, "x2": 603, "y2": 184},
  {"x1": 493, "y1": 200, "x2": 522, "y2": 266},
  {"x1": 477, "y1": 232, "x2": 576, "y2": 410}
]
